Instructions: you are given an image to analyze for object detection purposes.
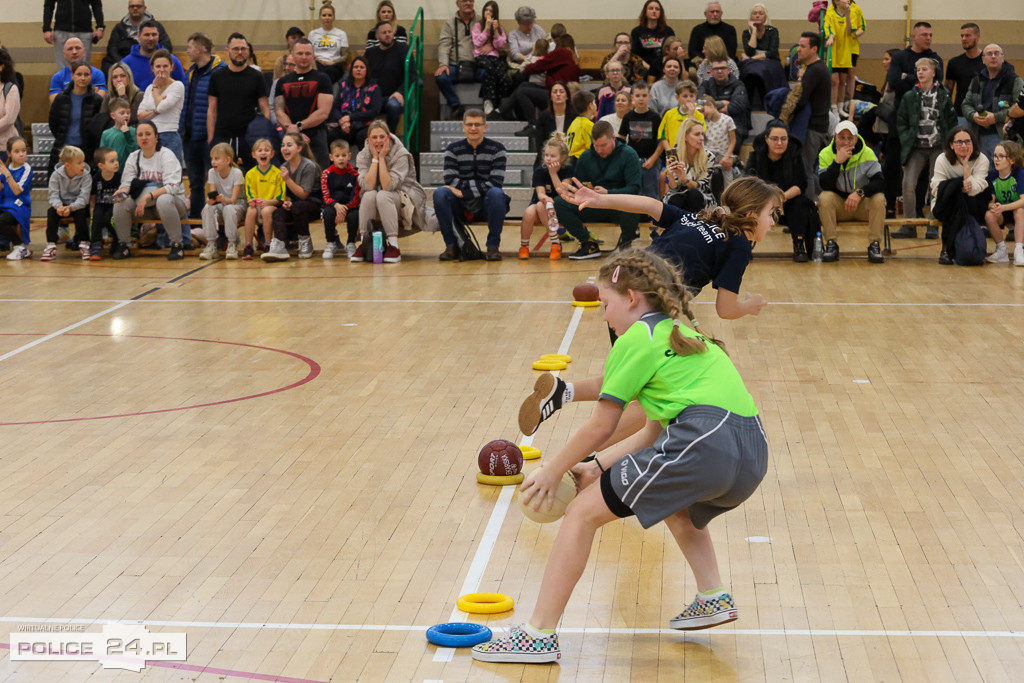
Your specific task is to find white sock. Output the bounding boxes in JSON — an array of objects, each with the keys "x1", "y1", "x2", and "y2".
[
  {"x1": 563, "y1": 382, "x2": 574, "y2": 404},
  {"x1": 388, "y1": 236, "x2": 398, "y2": 248}
]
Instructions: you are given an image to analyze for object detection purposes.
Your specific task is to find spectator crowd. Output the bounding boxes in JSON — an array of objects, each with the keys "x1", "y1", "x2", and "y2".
[{"x1": 1, "y1": 0, "x2": 1022, "y2": 267}]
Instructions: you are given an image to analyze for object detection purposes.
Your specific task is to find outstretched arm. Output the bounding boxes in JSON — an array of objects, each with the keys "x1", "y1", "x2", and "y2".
[{"x1": 558, "y1": 178, "x2": 664, "y2": 221}]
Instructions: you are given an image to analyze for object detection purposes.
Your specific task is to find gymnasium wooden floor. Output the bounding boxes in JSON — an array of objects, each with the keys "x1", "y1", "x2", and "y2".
[{"x1": 1, "y1": 221, "x2": 1023, "y2": 682}]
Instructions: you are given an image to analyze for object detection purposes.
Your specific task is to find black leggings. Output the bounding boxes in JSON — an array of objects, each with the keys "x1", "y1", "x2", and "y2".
[
  {"x1": 0, "y1": 211, "x2": 24, "y2": 245},
  {"x1": 272, "y1": 199, "x2": 320, "y2": 241}
]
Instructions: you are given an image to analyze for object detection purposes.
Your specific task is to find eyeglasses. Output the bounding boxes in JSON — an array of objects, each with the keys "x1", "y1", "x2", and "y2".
[
  {"x1": 711, "y1": 66, "x2": 729, "y2": 71},
  {"x1": 463, "y1": 122, "x2": 485, "y2": 127},
  {"x1": 992, "y1": 153, "x2": 1009, "y2": 159},
  {"x1": 767, "y1": 136, "x2": 788, "y2": 143},
  {"x1": 952, "y1": 139, "x2": 972, "y2": 146}
]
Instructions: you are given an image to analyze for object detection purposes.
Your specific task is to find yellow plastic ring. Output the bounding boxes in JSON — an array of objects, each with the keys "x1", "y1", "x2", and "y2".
[
  {"x1": 539, "y1": 354, "x2": 572, "y2": 363},
  {"x1": 457, "y1": 592, "x2": 515, "y2": 614},
  {"x1": 572, "y1": 300, "x2": 600, "y2": 307},
  {"x1": 532, "y1": 360, "x2": 568, "y2": 371},
  {"x1": 476, "y1": 472, "x2": 525, "y2": 486},
  {"x1": 520, "y1": 446, "x2": 541, "y2": 460}
]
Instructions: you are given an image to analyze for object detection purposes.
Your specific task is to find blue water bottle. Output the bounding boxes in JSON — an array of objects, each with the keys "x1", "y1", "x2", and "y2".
[{"x1": 372, "y1": 231, "x2": 383, "y2": 263}]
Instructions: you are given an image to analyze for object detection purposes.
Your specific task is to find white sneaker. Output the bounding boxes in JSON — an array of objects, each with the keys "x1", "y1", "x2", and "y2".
[
  {"x1": 6, "y1": 245, "x2": 30, "y2": 260},
  {"x1": 260, "y1": 237, "x2": 290, "y2": 261},
  {"x1": 79, "y1": 242, "x2": 91, "y2": 260},
  {"x1": 483, "y1": 99, "x2": 494, "y2": 115},
  {"x1": 225, "y1": 243, "x2": 239, "y2": 260},
  {"x1": 40, "y1": 244, "x2": 57, "y2": 261},
  {"x1": 1015, "y1": 243, "x2": 1024, "y2": 267},
  {"x1": 298, "y1": 236, "x2": 314, "y2": 259},
  {"x1": 986, "y1": 243, "x2": 1009, "y2": 263},
  {"x1": 322, "y1": 241, "x2": 338, "y2": 259},
  {"x1": 199, "y1": 243, "x2": 218, "y2": 260},
  {"x1": 345, "y1": 242, "x2": 357, "y2": 259}
]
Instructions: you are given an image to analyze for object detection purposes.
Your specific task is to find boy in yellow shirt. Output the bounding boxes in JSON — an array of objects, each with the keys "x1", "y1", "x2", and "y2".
[
  {"x1": 658, "y1": 80, "x2": 706, "y2": 154},
  {"x1": 566, "y1": 90, "x2": 598, "y2": 159}
]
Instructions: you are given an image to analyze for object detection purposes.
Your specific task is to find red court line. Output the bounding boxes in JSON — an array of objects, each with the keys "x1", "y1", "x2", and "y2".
[
  {"x1": 0, "y1": 334, "x2": 321, "y2": 426},
  {"x1": 0, "y1": 643, "x2": 330, "y2": 683}
]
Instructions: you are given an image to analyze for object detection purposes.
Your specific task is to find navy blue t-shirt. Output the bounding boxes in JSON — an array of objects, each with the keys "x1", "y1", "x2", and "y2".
[
  {"x1": 529, "y1": 163, "x2": 573, "y2": 204},
  {"x1": 650, "y1": 202, "x2": 752, "y2": 294}
]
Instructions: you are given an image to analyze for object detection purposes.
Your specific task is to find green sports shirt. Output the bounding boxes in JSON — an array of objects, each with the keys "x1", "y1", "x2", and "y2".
[{"x1": 599, "y1": 313, "x2": 757, "y2": 426}]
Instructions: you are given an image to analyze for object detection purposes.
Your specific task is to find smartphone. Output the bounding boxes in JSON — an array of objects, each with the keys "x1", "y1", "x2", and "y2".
[
  {"x1": 113, "y1": 191, "x2": 128, "y2": 201},
  {"x1": 665, "y1": 148, "x2": 679, "y2": 164},
  {"x1": 696, "y1": 98, "x2": 707, "y2": 107},
  {"x1": 208, "y1": 191, "x2": 218, "y2": 200}
]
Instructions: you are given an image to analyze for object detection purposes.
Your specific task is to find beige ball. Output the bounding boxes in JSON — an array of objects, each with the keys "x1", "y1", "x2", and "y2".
[{"x1": 519, "y1": 469, "x2": 577, "y2": 523}]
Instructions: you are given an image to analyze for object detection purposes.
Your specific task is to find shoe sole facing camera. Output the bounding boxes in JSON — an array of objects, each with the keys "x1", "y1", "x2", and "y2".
[{"x1": 518, "y1": 372, "x2": 556, "y2": 436}]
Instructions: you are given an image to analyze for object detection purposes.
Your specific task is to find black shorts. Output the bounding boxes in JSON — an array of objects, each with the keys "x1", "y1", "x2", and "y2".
[
  {"x1": 851, "y1": 54, "x2": 859, "y2": 67},
  {"x1": 832, "y1": 66, "x2": 849, "y2": 74}
]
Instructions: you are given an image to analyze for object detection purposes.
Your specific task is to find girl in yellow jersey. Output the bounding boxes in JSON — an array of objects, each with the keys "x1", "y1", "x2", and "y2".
[{"x1": 241, "y1": 139, "x2": 285, "y2": 260}]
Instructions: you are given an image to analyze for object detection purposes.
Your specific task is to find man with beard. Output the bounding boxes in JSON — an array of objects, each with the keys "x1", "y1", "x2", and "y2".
[
  {"x1": 103, "y1": 0, "x2": 172, "y2": 73},
  {"x1": 364, "y1": 22, "x2": 409, "y2": 133},
  {"x1": 944, "y1": 23, "x2": 982, "y2": 122},
  {"x1": 275, "y1": 38, "x2": 334, "y2": 169},
  {"x1": 208, "y1": 32, "x2": 271, "y2": 169}
]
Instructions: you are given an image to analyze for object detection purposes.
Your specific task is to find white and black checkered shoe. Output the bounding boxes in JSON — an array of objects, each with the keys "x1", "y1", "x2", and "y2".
[{"x1": 471, "y1": 624, "x2": 561, "y2": 663}]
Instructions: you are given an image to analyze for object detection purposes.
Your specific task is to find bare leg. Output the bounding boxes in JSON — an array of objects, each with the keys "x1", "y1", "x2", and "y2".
[
  {"x1": 831, "y1": 72, "x2": 840, "y2": 106},
  {"x1": 261, "y1": 206, "x2": 275, "y2": 244},
  {"x1": 570, "y1": 375, "x2": 602, "y2": 401},
  {"x1": 846, "y1": 67, "x2": 857, "y2": 102},
  {"x1": 1015, "y1": 208, "x2": 1024, "y2": 247},
  {"x1": 986, "y1": 210, "x2": 1005, "y2": 245},
  {"x1": 529, "y1": 485, "x2": 620, "y2": 629},
  {"x1": 243, "y1": 207, "x2": 257, "y2": 247},
  {"x1": 520, "y1": 203, "x2": 540, "y2": 242},
  {"x1": 663, "y1": 508, "x2": 722, "y2": 592}
]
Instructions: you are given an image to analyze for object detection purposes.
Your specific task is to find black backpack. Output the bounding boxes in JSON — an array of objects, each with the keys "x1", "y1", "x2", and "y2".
[
  {"x1": 953, "y1": 213, "x2": 986, "y2": 266},
  {"x1": 452, "y1": 214, "x2": 485, "y2": 261}
]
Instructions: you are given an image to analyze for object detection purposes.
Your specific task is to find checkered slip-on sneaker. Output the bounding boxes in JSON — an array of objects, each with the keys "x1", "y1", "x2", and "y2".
[
  {"x1": 669, "y1": 592, "x2": 738, "y2": 630},
  {"x1": 471, "y1": 624, "x2": 561, "y2": 663}
]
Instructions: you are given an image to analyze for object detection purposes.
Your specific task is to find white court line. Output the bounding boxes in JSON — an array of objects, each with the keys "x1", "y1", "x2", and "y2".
[
  {"x1": 0, "y1": 617, "x2": 1019, "y2": 638},
  {"x1": 0, "y1": 301, "x2": 133, "y2": 364},
  {"x1": 432, "y1": 301, "x2": 588, "y2": 663},
  {"x1": 4, "y1": 298, "x2": 1024, "y2": 307}
]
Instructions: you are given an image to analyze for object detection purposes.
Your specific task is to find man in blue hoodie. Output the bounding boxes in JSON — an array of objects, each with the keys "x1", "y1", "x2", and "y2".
[
  {"x1": 181, "y1": 32, "x2": 224, "y2": 220},
  {"x1": 554, "y1": 120, "x2": 642, "y2": 259},
  {"x1": 122, "y1": 21, "x2": 185, "y2": 89}
]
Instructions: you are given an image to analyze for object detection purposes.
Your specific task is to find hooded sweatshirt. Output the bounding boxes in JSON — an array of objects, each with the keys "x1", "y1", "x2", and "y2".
[
  {"x1": 48, "y1": 162, "x2": 92, "y2": 210},
  {"x1": 817, "y1": 134, "x2": 884, "y2": 199}
]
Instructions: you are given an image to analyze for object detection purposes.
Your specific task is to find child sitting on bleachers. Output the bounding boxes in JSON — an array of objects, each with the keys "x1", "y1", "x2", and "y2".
[
  {"x1": 241, "y1": 138, "x2": 285, "y2": 261},
  {"x1": 98, "y1": 98, "x2": 138, "y2": 167},
  {"x1": 519, "y1": 136, "x2": 572, "y2": 260},
  {"x1": 320, "y1": 139, "x2": 360, "y2": 260},
  {"x1": 0, "y1": 137, "x2": 32, "y2": 261},
  {"x1": 88, "y1": 147, "x2": 121, "y2": 260},
  {"x1": 43, "y1": 145, "x2": 91, "y2": 261},
  {"x1": 200, "y1": 142, "x2": 245, "y2": 261}
]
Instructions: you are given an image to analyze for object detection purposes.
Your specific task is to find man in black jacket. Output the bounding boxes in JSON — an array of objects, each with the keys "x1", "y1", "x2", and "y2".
[
  {"x1": 699, "y1": 59, "x2": 751, "y2": 143},
  {"x1": 43, "y1": 0, "x2": 104, "y2": 69},
  {"x1": 364, "y1": 23, "x2": 409, "y2": 134},
  {"x1": 102, "y1": 0, "x2": 172, "y2": 74}
]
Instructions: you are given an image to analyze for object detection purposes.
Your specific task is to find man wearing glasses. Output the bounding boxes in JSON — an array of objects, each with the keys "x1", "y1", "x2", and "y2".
[
  {"x1": 434, "y1": 110, "x2": 509, "y2": 262},
  {"x1": 962, "y1": 44, "x2": 1023, "y2": 162},
  {"x1": 103, "y1": 0, "x2": 172, "y2": 73},
  {"x1": 208, "y1": 33, "x2": 271, "y2": 169},
  {"x1": 698, "y1": 59, "x2": 750, "y2": 143}
]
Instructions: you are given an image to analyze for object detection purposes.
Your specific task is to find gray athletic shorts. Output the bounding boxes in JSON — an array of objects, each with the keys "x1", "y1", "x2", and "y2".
[{"x1": 600, "y1": 405, "x2": 769, "y2": 530}]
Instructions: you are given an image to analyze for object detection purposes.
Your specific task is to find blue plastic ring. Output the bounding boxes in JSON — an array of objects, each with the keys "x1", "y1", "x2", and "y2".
[{"x1": 425, "y1": 622, "x2": 493, "y2": 647}]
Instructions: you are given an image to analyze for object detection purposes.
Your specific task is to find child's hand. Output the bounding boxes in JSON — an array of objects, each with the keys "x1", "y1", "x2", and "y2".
[
  {"x1": 206, "y1": 198, "x2": 216, "y2": 205},
  {"x1": 642, "y1": 158, "x2": 656, "y2": 169},
  {"x1": 519, "y1": 463, "x2": 563, "y2": 512},
  {"x1": 744, "y1": 292, "x2": 767, "y2": 316},
  {"x1": 279, "y1": 166, "x2": 289, "y2": 180},
  {"x1": 282, "y1": 200, "x2": 292, "y2": 210},
  {"x1": 338, "y1": 205, "x2": 347, "y2": 218},
  {"x1": 255, "y1": 198, "x2": 264, "y2": 206},
  {"x1": 58, "y1": 205, "x2": 70, "y2": 217},
  {"x1": 248, "y1": 198, "x2": 258, "y2": 207}
]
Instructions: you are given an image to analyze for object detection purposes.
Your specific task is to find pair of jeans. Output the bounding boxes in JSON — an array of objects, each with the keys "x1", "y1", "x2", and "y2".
[
  {"x1": 435, "y1": 64, "x2": 483, "y2": 108},
  {"x1": 434, "y1": 186, "x2": 507, "y2": 249},
  {"x1": 384, "y1": 96, "x2": 404, "y2": 134},
  {"x1": 183, "y1": 137, "x2": 209, "y2": 219}
]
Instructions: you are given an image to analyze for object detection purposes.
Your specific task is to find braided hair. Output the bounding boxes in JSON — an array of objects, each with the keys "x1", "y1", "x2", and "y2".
[{"x1": 598, "y1": 249, "x2": 725, "y2": 356}]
